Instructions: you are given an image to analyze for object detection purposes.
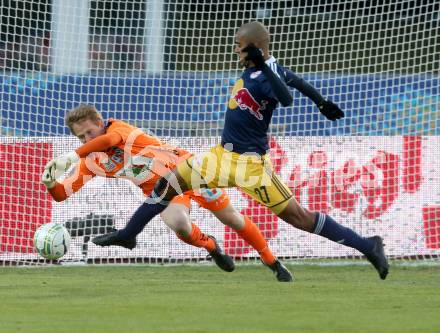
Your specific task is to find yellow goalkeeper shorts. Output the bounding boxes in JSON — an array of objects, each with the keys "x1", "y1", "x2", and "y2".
[{"x1": 176, "y1": 144, "x2": 292, "y2": 214}]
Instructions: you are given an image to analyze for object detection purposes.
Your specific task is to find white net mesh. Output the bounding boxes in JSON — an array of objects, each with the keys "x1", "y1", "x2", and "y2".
[{"x1": 0, "y1": 0, "x2": 439, "y2": 265}]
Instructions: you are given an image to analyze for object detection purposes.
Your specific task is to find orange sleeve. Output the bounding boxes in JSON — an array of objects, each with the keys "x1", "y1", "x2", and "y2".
[
  {"x1": 75, "y1": 131, "x2": 122, "y2": 158},
  {"x1": 107, "y1": 119, "x2": 162, "y2": 147},
  {"x1": 47, "y1": 159, "x2": 95, "y2": 202},
  {"x1": 48, "y1": 182, "x2": 69, "y2": 202}
]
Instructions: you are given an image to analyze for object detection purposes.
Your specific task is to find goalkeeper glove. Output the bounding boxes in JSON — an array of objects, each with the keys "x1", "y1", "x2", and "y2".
[
  {"x1": 52, "y1": 151, "x2": 80, "y2": 173},
  {"x1": 42, "y1": 160, "x2": 56, "y2": 189},
  {"x1": 242, "y1": 44, "x2": 266, "y2": 69},
  {"x1": 42, "y1": 151, "x2": 80, "y2": 189},
  {"x1": 317, "y1": 99, "x2": 345, "y2": 121}
]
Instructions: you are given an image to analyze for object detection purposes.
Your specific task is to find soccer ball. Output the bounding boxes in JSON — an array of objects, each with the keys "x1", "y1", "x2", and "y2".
[{"x1": 34, "y1": 223, "x2": 71, "y2": 260}]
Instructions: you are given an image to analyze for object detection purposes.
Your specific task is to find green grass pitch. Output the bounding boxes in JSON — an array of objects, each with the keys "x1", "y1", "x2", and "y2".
[{"x1": 0, "y1": 264, "x2": 439, "y2": 333}]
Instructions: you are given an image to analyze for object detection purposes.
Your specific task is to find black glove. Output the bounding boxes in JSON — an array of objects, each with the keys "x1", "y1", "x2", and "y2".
[
  {"x1": 317, "y1": 100, "x2": 345, "y2": 121},
  {"x1": 242, "y1": 44, "x2": 266, "y2": 69}
]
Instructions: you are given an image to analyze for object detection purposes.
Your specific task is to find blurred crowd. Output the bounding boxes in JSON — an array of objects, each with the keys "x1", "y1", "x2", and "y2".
[{"x1": 0, "y1": 33, "x2": 145, "y2": 73}]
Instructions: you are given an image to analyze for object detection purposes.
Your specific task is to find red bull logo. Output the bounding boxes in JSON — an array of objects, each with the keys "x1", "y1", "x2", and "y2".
[{"x1": 234, "y1": 88, "x2": 266, "y2": 120}]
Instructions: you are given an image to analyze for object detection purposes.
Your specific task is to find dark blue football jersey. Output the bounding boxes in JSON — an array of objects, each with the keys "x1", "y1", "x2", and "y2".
[
  {"x1": 221, "y1": 57, "x2": 324, "y2": 155},
  {"x1": 222, "y1": 57, "x2": 290, "y2": 155}
]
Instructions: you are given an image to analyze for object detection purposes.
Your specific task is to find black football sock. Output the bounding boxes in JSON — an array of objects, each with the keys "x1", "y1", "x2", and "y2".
[
  {"x1": 118, "y1": 194, "x2": 169, "y2": 240},
  {"x1": 313, "y1": 212, "x2": 375, "y2": 255}
]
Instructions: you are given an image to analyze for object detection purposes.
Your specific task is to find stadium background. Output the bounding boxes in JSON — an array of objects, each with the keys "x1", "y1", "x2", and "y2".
[
  {"x1": 0, "y1": 0, "x2": 439, "y2": 264},
  {"x1": 1, "y1": 1, "x2": 438, "y2": 137}
]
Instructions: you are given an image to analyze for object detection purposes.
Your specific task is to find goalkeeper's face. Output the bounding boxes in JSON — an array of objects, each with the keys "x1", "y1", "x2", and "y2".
[{"x1": 72, "y1": 119, "x2": 106, "y2": 144}]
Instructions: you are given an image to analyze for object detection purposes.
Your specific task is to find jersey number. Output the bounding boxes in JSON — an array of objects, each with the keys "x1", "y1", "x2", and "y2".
[{"x1": 254, "y1": 186, "x2": 270, "y2": 204}]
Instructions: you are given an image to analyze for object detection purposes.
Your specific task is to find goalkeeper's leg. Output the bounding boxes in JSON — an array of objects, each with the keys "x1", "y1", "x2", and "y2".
[
  {"x1": 210, "y1": 202, "x2": 292, "y2": 282},
  {"x1": 161, "y1": 200, "x2": 235, "y2": 272},
  {"x1": 92, "y1": 168, "x2": 191, "y2": 249},
  {"x1": 93, "y1": 148, "x2": 221, "y2": 247}
]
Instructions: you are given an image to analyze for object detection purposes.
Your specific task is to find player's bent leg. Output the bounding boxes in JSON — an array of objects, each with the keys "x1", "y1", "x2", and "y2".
[
  {"x1": 209, "y1": 202, "x2": 245, "y2": 230},
  {"x1": 211, "y1": 203, "x2": 292, "y2": 282},
  {"x1": 92, "y1": 169, "x2": 191, "y2": 248},
  {"x1": 160, "y1": 203, "x2": 192, "y2": 236},
  {"x1": 93, "y1": 147, "x2": 221, "y2": 249},
  {"x1": 276, "y1": 199, "x2": 389, "y2": 280},
  {"x1": 162, "y1": 199, "x2": 235, "y2": 272}
]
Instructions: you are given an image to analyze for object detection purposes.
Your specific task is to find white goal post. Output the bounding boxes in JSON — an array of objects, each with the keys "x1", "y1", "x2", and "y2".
[{"x1": 0, "y1": 1, "x2": 439, "y2": 266}]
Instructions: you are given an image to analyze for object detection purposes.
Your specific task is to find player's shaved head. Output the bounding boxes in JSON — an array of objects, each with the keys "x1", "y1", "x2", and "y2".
[{"x1": 236, "y1": 21, "x2": 270, "y2": 49}]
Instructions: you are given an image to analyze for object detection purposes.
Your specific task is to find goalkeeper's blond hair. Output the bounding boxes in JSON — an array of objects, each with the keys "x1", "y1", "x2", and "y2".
[{"x1": 65, "y1": 104, "x2": 103, "y2": 134}]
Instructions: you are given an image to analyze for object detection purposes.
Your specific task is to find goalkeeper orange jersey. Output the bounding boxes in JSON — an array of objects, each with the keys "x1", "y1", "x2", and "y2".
[
  {"x1": 50, "y1": 119, "x2": 191, "y2": 199},
  {"x1": 50, "y1": 119, "x2": 230, "y2": 211}
]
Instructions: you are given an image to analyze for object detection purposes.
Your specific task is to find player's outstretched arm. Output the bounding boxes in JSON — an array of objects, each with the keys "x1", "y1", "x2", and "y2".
[
  {"x1": 243, "y1": 44, "x2": 293, "y2": 107},
  {"x1": 42, "y1": 156, "x2": 96, "y2": 202},
  {"x1": 51, "y1": 131, "x2": 122, "y2": 174},
  {"x1": 285, "y1": 69, "x2": 344, "y2": 121}
]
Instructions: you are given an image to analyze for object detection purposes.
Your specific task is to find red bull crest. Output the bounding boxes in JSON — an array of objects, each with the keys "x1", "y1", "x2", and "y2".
[{"x1": 234, "y1": 88, "x2": 266, "y2": 120}]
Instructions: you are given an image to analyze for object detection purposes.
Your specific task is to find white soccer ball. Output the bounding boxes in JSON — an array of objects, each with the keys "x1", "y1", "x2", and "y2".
[{"x1": 34, "y1": 223, "x2": 71, "y2": 260}]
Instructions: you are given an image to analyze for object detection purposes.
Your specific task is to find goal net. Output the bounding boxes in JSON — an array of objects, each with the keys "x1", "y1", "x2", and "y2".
[{"x1": 1, "y1": 0, "x2": 439, "y2": 266}]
